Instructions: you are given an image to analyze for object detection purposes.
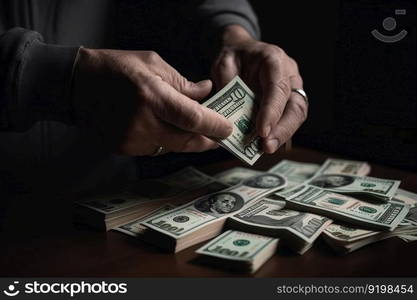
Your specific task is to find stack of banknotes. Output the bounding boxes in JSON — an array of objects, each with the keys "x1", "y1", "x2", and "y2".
[
  {"x1": 74, "y1": 167, "x2": 228, "y2": 230},
  {"x1": 77, "y1": 157, "x2": 414, "y2": 274},
  {"x1": 73, "y1": 76, "x2": 417, "y2": 273}
]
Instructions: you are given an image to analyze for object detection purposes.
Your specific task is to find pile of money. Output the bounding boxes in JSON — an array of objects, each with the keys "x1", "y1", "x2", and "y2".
[
  {"x1": 139, "y1": 173, "x2": 286, "y2": 252},
  {"x1": 100, "y1": 156, "x2": 416, "y2": 273},
  {"x1": 195, "y1": 230, "x2": 279, "y2": 273},
  {"x1": 209, "y1": 159, "x2": 413, "y2": 249},
  {"x1": 322, "y1": 188, "x2": 417, "y2": 253},
  {"x1": 282, "y1": 188, "x2": 408, "y2": 231},
  {"x1": 74, "y1": 167, "x2": 226, "y2": 230},
  {"x1": 114, "y1": 204, "x2": 176, "y2": 237}
]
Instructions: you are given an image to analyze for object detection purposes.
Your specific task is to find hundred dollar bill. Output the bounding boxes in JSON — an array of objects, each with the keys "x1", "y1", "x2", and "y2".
[
  {"x1": 391, "y1": 189, "x2": 417, "y2": 225},
  {"x1": 114, "y1": 204, "x2": 176, "y2": 237},
  {"x1": 202, "y1": 76, "x2": 262, "y2": 165},
  {"x1": 214, "y1": 167, "x2": 262, "y2": 186},
  {"x1": 228, "y1": 198, "x2": 332, "y2": 254},
  {"x1": 195, "y1": 230, "x2": 279, "y2": 273},
  {"x1": 393, "y1": 188, "x2": 417, "y2": 208},
  {"x1": 283, "y1": 187, "x2": 408, "y2": 231},
  {"x1": 141, "y1": 173, "x2": 286, "y2": 252},
  {"x1": 323, "y1": 189, "x2": 417, "y2": 252},
  {"x1": 305, "y1": 174, "x2": 400, "y2": 201},
  {"x1": 315, "y1": 158, "x2": 371, "y2": 176},
  {"x1": 322, "y1": 223, "x2": 393, "y2": 253},
  {"x1": 323, "y1": 221, "x2": 417, "y2": 253},
  {"x1": 324, "y1": 223, "x2": 380, "y2": 243}
]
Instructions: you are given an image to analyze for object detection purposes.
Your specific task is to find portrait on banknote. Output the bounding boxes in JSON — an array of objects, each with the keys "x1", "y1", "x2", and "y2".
[
  {"x1": 194, "y1": 192, "x2": 244, "y2": 216},
  {"x1": 309, "y1": 175, "x2": 355, "y2": 188},
  {"x1": 243, "y1": 174, "x2": 285, "y2": 189}
]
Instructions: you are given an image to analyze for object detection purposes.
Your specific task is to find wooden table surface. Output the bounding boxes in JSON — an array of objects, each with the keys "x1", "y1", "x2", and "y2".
[{"x1": 1, "y1": 147, "x2": 417, "y2": 277}]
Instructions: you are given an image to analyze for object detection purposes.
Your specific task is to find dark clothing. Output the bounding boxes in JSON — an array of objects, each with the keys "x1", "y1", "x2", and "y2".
[{"x1": 0, "y1": 0, "x2": 260, "y2": 193}]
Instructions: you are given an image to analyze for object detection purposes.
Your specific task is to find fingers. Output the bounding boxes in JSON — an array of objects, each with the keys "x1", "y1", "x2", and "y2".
[
  {"x1": 151, "y1": 79, "x2": 233, "y2": 139},
  {"x1": 154, "y1": 122, "x2": 219, "y2": 153},
  {"x1": 263, "y1": 76, "x2": 308, "y2": 154},
  {"x1": 256, "y1": 56, "x2": 292, "y2": 138},
  {"x1": 211, "y1": 51, "x2": 239, "y2": 90},
  {"x1": 121, "y1": 118, "x2": 219, "y2": 155}
]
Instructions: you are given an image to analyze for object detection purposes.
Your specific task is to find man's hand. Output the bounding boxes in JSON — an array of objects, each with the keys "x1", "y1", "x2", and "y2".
[
  {"x1": 72, "y1": 48, "x2": 233, "y2": 156},
  {"x1": 211, "y1": 25, "x2": 308, "y2": 154}
]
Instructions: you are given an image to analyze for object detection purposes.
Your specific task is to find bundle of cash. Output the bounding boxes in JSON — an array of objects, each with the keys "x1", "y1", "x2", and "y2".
[
  {"x1": 304, "y1": 174, "x2": 400, "y2": 202},
  {"x1": 140, "y1": 173, "x2": 286, "y2": 252},
  {"x1": 282, "y1": 186, "x2": 408, "y2": 231},
  {"x1": 74, "y1": 167, "x2": 226, "y2": 230},
  {"x1": 322, "y1": 188, "x2": 417, "y2": 252},
  {"x1": 114, "y1": 204, "x2": 176, "y2": 237},
  {"x1": 323, "y1": 222, "x2": 417, "y2": 254},
  {"x1": 269, "y1": 159, "x2": 371, "y2": 198},
  {"x1": 202, "y1": 76, "x2": 262, "y2": 166},
  {"x1": 322, "y1": 223, "x2": 394, "y2": 253},
  {"x1": 227, "y1": 198, "x2": 332, "y2": 254},
  {"x1": 195, "y1": 230, "x2": 279, "y2": 273}
]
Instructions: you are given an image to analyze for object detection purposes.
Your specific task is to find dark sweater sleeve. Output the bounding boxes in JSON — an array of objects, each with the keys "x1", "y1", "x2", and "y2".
[
  {"x1": 197, "y1": 0, "x2": 261, "y2": 39},
  {"x1": 0, "y1": 27, "x2": 79, "y2": 131}
]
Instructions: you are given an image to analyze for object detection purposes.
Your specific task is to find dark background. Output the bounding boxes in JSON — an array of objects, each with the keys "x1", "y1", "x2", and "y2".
[{"x1": 251, "y1": 0, "x2": 416, "y2": 170}]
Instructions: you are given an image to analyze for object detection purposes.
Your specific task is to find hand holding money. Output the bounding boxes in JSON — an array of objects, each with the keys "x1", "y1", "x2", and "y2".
[
  {"x1": 211, "y1": 25, "x2": 308, "y2": 154},
  {"x1": 73, "y1": 48, "x2": 232, "y2": 156},
  {"x1": 202, "y1": 76, "x2": 263, "y2": 165}
]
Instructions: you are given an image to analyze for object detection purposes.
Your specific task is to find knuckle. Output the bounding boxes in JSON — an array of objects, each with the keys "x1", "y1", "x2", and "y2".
[
  {"x1": 289, "y1": 57, "x2": 299, "y2": 71},
  {"x1": 184, "y1": 108, "x2": 203, "y2": 130},
  {"x1": 268, "y1": 45, "x2": 285, "y2": 58},
  {"x1": 276, "y1": 126, "x2": 293, "y2": 143},
  {"x1": 265, "y1": 100, "x2": 284, "y2": 120},
  {"x1": 135, "y1": 75, "x2": 161, "y2": 100},
  {"x1": 175, "y1": 75, "x2": 191, "y2": 91},
  {"x1": 144, "y1": 51, "x2": 160, "y2": 63},
  {"x1": 262, "y1": 46, "x2": 290, "y2": 68},
  {"x1": 293, "y1": 74, "x2": 304, "y2": 87},
  {"x1": 269, "y1": 79, "x2": 291, "y2": 101},
  {"x1": 136, "y1": 81, "x2": 153, "y2": 100},
  {"x1": 290, "y1": 99, "x2": 309, "y2": 122}
]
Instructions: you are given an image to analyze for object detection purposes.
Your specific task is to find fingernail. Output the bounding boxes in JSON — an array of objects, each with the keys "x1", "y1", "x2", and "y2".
[
  {"x1": 266, "y1": 139, "x2": 279, "y2": 153},
  {"x1": 262, "y1": 126, "x2": 271, "y2": 138}
]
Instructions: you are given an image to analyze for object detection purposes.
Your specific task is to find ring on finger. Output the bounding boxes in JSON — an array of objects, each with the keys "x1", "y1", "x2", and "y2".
[
  {"x1": 291, "y1": 88, "x2": 308, "y2": 104},
  {"x1": 151, "y1": 145, "x2": 165, "y2": 156}
]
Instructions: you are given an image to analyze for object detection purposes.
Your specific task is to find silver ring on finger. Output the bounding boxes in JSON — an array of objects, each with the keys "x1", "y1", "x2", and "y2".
[
  {"x1": 291, "y1": 88, "x2": 308, "y2": 104},
  {"x1": 151, "y1": 146, "x2": 164, "y2": 156}
]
